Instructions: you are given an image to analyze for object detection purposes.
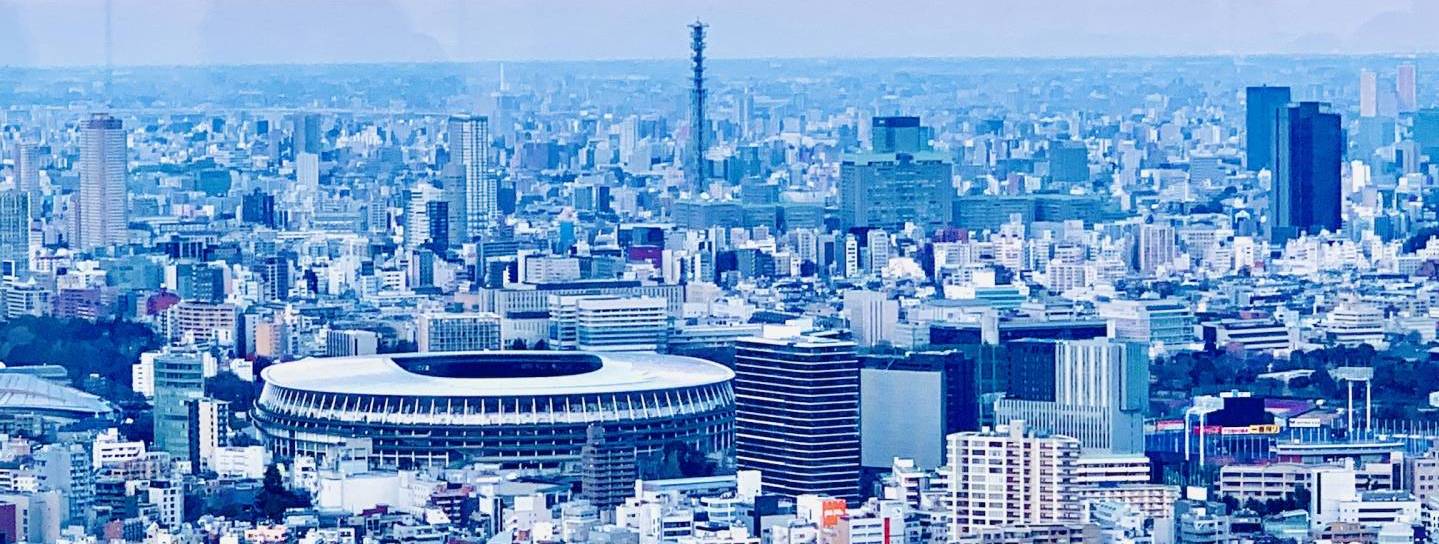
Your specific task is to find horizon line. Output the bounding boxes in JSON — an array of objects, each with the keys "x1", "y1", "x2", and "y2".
[{"x1": 0, "y1": 50, "x2": 1431, "y2": 72}]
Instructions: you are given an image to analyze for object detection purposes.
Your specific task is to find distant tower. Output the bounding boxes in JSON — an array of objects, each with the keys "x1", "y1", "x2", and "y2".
[
  {"x1": 447, "y1": 114, "x2": 493, "y2": 239},
  {"x1": 15, "y1": 142, "x2": 40, "y2": 194},
  {"x1": 104, "y1": 0, "x2": 114, "y2": 99},
  {"x1": 1271, "y1": 102, "x2": 1342, "y2": 242},
  {"x1": 1397, "y1": 63, "x2": 1418, "y2": 113},
  {"x1": 688, "y1": 20, "x2": 708, "y2": 190},
  {"x1": 78, "y1": 113, "x2": 127, "y2": 251}
]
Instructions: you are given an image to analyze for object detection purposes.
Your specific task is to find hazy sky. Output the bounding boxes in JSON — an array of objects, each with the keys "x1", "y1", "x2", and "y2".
[{"x1": 0, "y1": 0, "x2": 1436, "y2": 67}]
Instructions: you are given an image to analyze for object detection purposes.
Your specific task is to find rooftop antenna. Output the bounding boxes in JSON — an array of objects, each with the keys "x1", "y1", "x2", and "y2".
[{"x1": 103, "y1": 0, "x2": 114, "y2": 103}]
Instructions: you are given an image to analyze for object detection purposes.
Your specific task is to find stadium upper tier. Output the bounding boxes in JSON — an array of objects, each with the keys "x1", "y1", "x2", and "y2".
[{"x1": 254, "y1": 351, "x2": 735, "y2": 469}]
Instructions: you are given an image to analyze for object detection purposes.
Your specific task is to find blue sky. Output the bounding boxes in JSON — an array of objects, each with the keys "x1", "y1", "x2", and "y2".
[{"x1": 0, "y1": 0, "x2": 1435, "y2": 67}]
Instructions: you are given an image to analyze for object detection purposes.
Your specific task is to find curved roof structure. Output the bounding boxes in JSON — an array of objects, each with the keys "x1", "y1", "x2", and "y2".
[
  {"x1": 0, "y1": 373, "x2": 115, "y2": 419},
  {"x1": 260, "y1": 351, "x2": 734, "y2": 397}
]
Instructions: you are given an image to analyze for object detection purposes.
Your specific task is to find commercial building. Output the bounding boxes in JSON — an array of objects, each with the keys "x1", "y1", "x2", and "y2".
[
  {"x1": 735, "y1": 331, "x2": 860, "y2": 502},
  {"x1": 839, "y1": 117, "x2": 952, "y2": 231},
  {"x1": 1099, "y1": 298, "x2": 1195, "y2": 350},
  {"x1": 187, "y1": 398, "x2": 228, "y2": 473},
  {"x1": 1321, "y1": 300, "x2": 1385, "y2": 347},
  {"x1": 995, "y1": 339, "x2": 1149, "y2": 454},
  {"x1": 860, "y1": 351, "x2": 978, "y2": 469},
  {"x1": 1245, "y1": 86, "x2": 1291, "y2": 172},
  {"x1": 941, "y1": 421, "x2": 1082, "y2": 537},
  {"x1": 152, "y1": 350, "x2": 206, "y2": 459},
  {"x1": 78, "y1": 113, "x2": 128, "y2": 251},
  {"x1": 1198, "y1": 318, "x2": 1298, "y2": 354},
  {"x1": 448, "y1": 114, "x2": 493, "y2": 237},
  {"x1": 479, "y1": 280, "x2": 685, "y2": 318},
  {"x1": 163, "y1": 300, "x2": 239, "y2": 346},
  {"x1": 403, "y1": 182, "x2": 445, "y2": 252},
  {"x1": 0, "y1": 192, "x2": 30, "y2": 278},
  {"x1": 580, "y1": 425, "x2": 637, "y2": 513},
  {"x1": 549, "y1": 295, "x2": 668, "y2": 352},
  {"x1": 843, "y1": 290, "x2": 897, "y2": 348},
  {"x1": 1271, "y1": 102, "x2": 1343, "y2": 241},
  {"x1": 14, "y1": 142, "x2": 40, "y2": 194},
  {"x1": 325, "y1": 329, "x2": 380, "y2": 357},
  {"x1": 416, "y1": 312, "x2": 502, "y2": 352},
  {"x1": 951, "y1": 194, "x2": 1109, "y2": 231}
]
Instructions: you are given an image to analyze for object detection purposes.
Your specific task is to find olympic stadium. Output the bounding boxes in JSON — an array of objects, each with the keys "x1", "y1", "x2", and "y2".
[{"x1": 254, "y1": 351, "x2": 735, "y2": 469}]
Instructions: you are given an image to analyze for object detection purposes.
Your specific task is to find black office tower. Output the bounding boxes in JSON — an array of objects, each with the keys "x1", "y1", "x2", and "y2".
[
  {"x1": 1272, "y1": 102, "x2": 1342, "y2": 242},
  {"x1": 735, "y1": 334, "x2": 860, "y2": 503},
  {"x1": 1245, "y1": 86, "x2": 1292, "y2": 172}
]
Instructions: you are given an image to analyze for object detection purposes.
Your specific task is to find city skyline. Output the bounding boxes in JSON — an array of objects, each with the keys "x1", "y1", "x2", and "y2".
[{"x1": 4, "y1": 4, "x2": 1439, "y2": 543}]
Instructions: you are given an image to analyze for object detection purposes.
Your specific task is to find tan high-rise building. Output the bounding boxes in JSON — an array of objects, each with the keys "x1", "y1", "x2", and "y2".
[
  {"x1": 447, "y1": 114, "x2": 493, "y2": 238},
  {"x1": 15, "y1": 142, "x2": 40, "y2": 194},
  {"x1": 78, "y1": 113, "x2": 128, "y2": 251},
  {"x1": 1398, "y1": 63, "x2": 1418, "y2": 113},
  {"x1": 941, "y1": 421, "x2": 1081, "y2": 537}
]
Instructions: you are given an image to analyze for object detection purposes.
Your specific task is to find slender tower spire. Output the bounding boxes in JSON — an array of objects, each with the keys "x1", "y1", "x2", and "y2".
[
  {"x1": 688, "y1": 20, "x2": 708, "y2": 191},
  {"x1": 104, "y1": 0, "x2": 114, "y2": 102}
]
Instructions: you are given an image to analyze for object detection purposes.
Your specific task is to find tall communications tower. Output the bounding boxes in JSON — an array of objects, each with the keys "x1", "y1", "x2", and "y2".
[{"x1": 688, "y1": 20, "x2": 708, "y2": 190}]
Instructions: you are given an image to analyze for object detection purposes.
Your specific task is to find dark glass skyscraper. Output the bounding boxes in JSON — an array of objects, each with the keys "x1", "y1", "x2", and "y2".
[
  {"x1": 1245, "y1": 86, "x2": 1292, "y2": 172},
  {"x1": 1272, "y1": 102, "x2": 1343, "y2": 241},
  {"x1": 735, "y1": 333, "x2": 859, "y2": 503}
]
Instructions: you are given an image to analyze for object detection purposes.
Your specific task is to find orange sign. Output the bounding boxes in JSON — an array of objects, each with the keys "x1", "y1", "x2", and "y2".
[{"x1": 821, "y1": 499, "x2": 848, "y2": 528}]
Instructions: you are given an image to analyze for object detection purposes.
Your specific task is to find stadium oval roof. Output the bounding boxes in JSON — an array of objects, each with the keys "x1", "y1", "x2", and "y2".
[
  {"x1": 0, "y1": 373, "x2": 115, "y2": 419},
  {"x1": 261, "y1": 351, "x2": 734, "y2": 397}
]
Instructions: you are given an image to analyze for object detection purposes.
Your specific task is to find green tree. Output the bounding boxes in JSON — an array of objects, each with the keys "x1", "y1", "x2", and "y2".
[
  {"x1": 254, "y1": 464, "x2": 308, "y2": 521},
  {"x1": 206, "y1": 371, "x2": 258, "y2": 413}
]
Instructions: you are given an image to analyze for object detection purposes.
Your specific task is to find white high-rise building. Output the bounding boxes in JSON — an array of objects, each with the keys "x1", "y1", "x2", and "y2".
[
  {"x1": 78, "y1": 113, "x2": 128, "y2": 251},
  {"x1": 1137, "y1": 221, "x2": 1176, "y2": 275},
  {"x1": 843, "y1": 234, "x2": 860, "y2": 277},
  {"x1": 15, "y1": 142, "x2": 40, "y2": 194},
  {"x1": 865, "y1": 230, "x2": 890, "y2": 274},
  {"x1": 843, "y1": 290, "x2": 898, "y2": 348},
  {"x1": 1397, "y1": 64, "x2": 1417, "y2": 113},
  {"x1": 1360, "y1": 69, "x2": 1378, "y2": 118},
  {"x1": 449, "y1": 114, "x2": 493, "y2": 237},
  {"x1": 941, "y1": 421, "x2": 1081, "y2": 537},
  {"x1": 404, "y1": 182, "x2": 444, "y2": 252},
  {"x1": 190, "y1": 398, "x2": 227, "y2": 472},
  {"x1": 417, "y1": 312, "x2": 502, "y2": 352},
  {"x1": 295, "y1": 152, "x2": 320, "y2": 190},
  {"x1": 548, "y1": 295, "x2": 667, "y2": 352},
  {"x1": 995, "y1": 339, "x2": 1149, "y2": 454}
]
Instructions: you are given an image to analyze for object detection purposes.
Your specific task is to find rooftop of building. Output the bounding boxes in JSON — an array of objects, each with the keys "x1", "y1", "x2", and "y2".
[{"x1": 261, "y1": 351, "x2": 733, "y2": 397}]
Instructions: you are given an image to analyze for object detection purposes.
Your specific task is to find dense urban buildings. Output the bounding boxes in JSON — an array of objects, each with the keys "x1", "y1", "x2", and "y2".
[{"x1": 0, "y1": 5, "x2": 1437, "y2": 543}]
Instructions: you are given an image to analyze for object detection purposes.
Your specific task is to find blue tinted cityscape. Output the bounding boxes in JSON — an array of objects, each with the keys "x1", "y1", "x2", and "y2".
[{"x1": 2, "y1": 2, "x2": 1439, "y2": 543}]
